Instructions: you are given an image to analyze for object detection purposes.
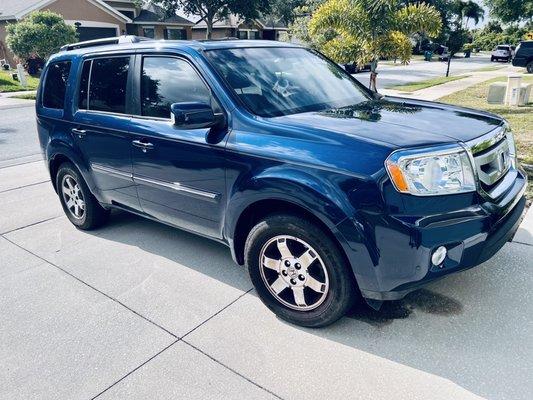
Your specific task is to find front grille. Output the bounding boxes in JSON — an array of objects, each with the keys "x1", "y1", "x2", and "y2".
[{"x1": 468, "y1": 126, "x2": 513, "y2": 196}]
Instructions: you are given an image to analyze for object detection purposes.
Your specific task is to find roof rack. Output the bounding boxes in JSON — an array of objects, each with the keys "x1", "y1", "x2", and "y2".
[{"x1": 60, "y1": 35, "x2": 151, "y2": 52}]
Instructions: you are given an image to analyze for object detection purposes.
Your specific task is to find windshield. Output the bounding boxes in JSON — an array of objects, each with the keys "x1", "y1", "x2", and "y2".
[
  {"x1": 205, "y1": 47, "x2": 369, "y2": 117},
  {"x1": 496, "y1": 46, "x2": 509, "y2": 51}
]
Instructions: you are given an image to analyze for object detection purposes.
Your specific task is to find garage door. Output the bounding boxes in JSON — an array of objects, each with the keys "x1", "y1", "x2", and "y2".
[{"x1": 77, "y1": 27, "x2": 118, "y2": 42}]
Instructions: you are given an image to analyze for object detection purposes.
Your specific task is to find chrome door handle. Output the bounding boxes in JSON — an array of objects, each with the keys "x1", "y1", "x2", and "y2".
[
  {"x1": 72, "y1": 128, "x2": 86, "y2": 137},
  {"x1": 132, "y1": 139, "x2": 154, "y2": 152}
]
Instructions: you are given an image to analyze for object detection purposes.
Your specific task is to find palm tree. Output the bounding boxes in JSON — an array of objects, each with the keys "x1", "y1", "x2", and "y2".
[
  {"x1": 453, "y1": 0, "x2": 484, "y2": 28},
  {"x1": 309, "y1": 0, "x2": 442, "y2": 91}
]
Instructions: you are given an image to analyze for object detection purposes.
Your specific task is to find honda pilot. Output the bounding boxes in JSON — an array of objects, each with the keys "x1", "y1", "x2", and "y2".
[{"x1": 37, "y1": 37, "x2": 528, "y2": 327}]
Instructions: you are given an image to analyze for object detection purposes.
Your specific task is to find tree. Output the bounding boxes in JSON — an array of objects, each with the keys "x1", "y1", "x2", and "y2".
[
  {"x1": 445, "y1": 27, "x2": 468, "y2": 76},
  {"x1": 6, "y1": 11, "x2": 77, "y2": 62},
  {"x1": 484, "y1": 0, "x2": 533, "y2": 24},
  {"x1": 270, "y1": 0, "x2": 307, "y2": 25},
  {"x1": 308, "y1": 0, "x2": 442, "y2": 91},
  {"x1": 148, "y1": 0, "x2": 270, "y2": 39},
  {"x1": 452, "y1": 0, "x2": 484, "y2": 28}
]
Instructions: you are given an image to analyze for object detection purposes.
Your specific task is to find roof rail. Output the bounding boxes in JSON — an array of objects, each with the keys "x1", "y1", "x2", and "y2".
[{"x1": 60, "y1": 35, "x2": 151, "y2": 52}]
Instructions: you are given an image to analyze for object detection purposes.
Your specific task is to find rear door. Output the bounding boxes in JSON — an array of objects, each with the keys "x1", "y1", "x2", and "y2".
[
  {"x1": 70, "y1": 54, "x2": 140, "y2": 210},
  {"x1": 129, "y1": 54, "x2": 228, "y2": 238}
]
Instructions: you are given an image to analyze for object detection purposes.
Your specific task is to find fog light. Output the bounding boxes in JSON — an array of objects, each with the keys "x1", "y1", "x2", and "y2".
[{"x1": 431, "y1": 246, "x2": 447, "y2": 266}]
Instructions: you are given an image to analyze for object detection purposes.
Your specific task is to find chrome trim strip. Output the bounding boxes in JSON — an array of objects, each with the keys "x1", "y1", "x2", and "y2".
[
  {"x1": 133, "y1": 175, "x2": 219, "y2": 200},
  {"x1": 466, "y1": 125, "x2": 507, "y2": 155},
  {"x1": 91, "y1": 163, "x2": 133, "y2": 180}
]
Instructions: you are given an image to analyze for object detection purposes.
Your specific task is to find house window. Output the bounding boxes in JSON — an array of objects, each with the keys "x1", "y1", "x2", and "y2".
[
  {"x1": 142, "y1": 27, "x2": 155, "y2": 39},
  {"x1": 237, "y1": 30, "x2": 260, "y2": 40},
  {"x1": 165, "y1": 28, "x2": 187, "y2": 40}
]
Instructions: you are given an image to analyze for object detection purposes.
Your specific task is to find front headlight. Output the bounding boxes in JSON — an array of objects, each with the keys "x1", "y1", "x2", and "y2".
[{"x1": 385, "y1": 145, "x2": 476, "y2": 196}]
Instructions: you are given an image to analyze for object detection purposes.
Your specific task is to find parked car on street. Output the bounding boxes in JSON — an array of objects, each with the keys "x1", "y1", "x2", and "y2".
[
  {"x1": 491, "y1": 44, "x2": 514, "y2": 62},
  {"x1": 512, "y1": 40, "x2": 533, "y2": 73},
  {"x1": 342, "y1": 62, "x2": 371, "y2": 74},
  {"x1": 37, "y1": 37, "x2": 528, "y2": 327},
  {"x1": 436, "y1": 45, "x2": 449, "y2": 61}
]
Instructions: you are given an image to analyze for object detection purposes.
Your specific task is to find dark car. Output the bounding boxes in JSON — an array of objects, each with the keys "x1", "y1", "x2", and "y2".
[
  {"x1": 342, "y1": 62, "x2": 371, "y2": 74},
  {"x1": 36, "y1": 36, "x2": 527, "y2": 327},
  {"x1": 512, "y1": 41, "x2": 533, "y2": 73}
]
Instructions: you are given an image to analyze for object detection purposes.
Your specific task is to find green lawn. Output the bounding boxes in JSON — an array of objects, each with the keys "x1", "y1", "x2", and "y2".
[
  {"x1": 475, "y1": 65, "x2": 506, "y2": 72},
  {"x1": 11, "y1": 92, "x2": 37, "y2": 100},
  {"x1": 0, "y1": 69, "x2": 40, "y2": 92},
  {"x1": 387, "y1": 75, "x2": 469, "y2": 92},
  {"x1": 439, "y1": 75, "x2": 533, "y2": 198}
]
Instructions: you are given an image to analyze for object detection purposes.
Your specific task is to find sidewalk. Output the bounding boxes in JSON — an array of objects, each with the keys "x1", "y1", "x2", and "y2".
[
  {"x1": 0, "y1": 90, "x2": 36, "y2": 109},
  {"x1": 380, "y1": 65, "x2": 522, "y2": 101}
]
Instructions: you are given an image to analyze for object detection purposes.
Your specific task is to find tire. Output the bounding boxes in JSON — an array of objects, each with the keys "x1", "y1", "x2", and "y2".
[
  {"x1": 527, "y1": 61, "x2": 533, "y2": 74},
  {"x1": 490, "y1": 56, "x2": 494, "y2": 62},
  {"x1": 245, "y1": 214, "x2": 357, "y2": 327},
  {"x1": 56, "y1": 162, "x2": 109, "y2": 230}
]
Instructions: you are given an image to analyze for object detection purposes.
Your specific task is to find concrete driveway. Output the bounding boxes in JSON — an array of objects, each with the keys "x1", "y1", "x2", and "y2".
[{"x1": 1, "y1": 112, "x2": 532, "y2": 399}]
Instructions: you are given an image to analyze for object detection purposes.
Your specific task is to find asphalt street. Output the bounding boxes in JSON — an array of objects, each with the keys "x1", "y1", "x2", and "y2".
[
  {"x1": 1, "y1": 66, "x2": 532, "y2": 399},
  {"x1": 354, "y1": 53, "x2": 496, "y2": 89}
]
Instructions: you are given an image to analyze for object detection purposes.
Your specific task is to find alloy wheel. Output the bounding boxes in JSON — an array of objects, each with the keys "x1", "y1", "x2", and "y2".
[
  {"x1": 61, "y1": 174, "x2": 85, "y2": 219},
  {"x1": 259, "y1": 235, "x2": 329, "y2": 311}
]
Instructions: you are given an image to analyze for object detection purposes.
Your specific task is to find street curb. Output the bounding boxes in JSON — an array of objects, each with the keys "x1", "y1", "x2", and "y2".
[{"x1": 0, "y1": 101, "x2": 35, "y2": 110}]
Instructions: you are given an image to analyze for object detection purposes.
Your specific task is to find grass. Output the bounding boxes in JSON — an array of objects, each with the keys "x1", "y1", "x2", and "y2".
[
  {"x1": 475, "y1": 65, "x2": 506, "y2": 72},
  {"x1": 0, "y1": 69, "x2": 40, "y2": 92},
  {"x1": 387, "y1": 75, "x2": 469, "y2": 92},
  {"x1": 11, "y1": 92, "x2": 36, "y2": 100},
  {"x1": 439, "y1": 75, "x2": 533, "y2": 197}
]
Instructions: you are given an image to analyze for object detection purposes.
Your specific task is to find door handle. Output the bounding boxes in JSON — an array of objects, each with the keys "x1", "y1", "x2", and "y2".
[
  {"x1": 72, "y1": 128, "x2": 87, "y2": 138},
  {"x1": 132, "y1": 139, "x2": 154, "y2": 152}
]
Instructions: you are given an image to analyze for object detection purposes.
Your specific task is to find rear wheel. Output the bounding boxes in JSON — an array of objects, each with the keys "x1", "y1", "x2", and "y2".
[
  {"x1": 56, "y1": 162, "x2": 109, "y2": 230},
  {"x1": 245, "y1": 214, "x2": 357, "y2": 327}
]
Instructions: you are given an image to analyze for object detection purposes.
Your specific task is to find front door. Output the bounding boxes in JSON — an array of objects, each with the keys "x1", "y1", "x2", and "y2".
[
  {"x1": 71, "y1": 55, "x2": 139, "y2": 210},
  {"x1": 130, "y1": 55, "x2": 227, "y2": 238}
]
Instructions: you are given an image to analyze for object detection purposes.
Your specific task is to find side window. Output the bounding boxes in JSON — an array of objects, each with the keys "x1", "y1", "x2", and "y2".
[
  {"x1": 89, "y1": 57, "x2": 130, "y2": 113},
  {"x1": 78, "y1": 60, "x2": 91, "y2": 110},
  {"x1": 42, "y1": 61, "x2": 71, "y2": 109},
  {"x1": 141, "y1": 57, "x2": 211, "y2": 119}
]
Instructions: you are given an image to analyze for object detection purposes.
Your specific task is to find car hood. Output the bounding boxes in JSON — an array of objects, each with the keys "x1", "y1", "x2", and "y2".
[{"x1": 269, "y1": 97, "x2": 504, "y2": 149}]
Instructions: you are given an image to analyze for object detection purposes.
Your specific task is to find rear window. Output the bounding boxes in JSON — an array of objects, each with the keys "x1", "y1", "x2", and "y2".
[
  {"x1": 496, "y1": 46, "x2": 510, "y2": 50},
  {"x1": 78, "y1": 57, "x2": 130, "y2": 114},
  {"x1": 42, "y1": 61, "x2": 71, "y2": 109}
]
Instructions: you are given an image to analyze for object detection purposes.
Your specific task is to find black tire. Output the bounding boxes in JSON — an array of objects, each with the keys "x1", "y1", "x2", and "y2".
[
  {"x1": 490, "y1": 56, "x2": 494, "y2": 62},
  {"x1": 244, "y1": 214, "x2": 357, "y2": 327},
  {"x1": 56, "y1": 162, "x2": 109, "y2": 230},
  {"x1": 527, "y1": 61, "x2": 533, "y2": 74}
]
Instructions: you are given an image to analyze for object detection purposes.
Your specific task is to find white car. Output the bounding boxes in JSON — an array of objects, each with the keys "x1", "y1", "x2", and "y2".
[{"x1": 491, "y1": 45, "x2": 514, "y2": 62}]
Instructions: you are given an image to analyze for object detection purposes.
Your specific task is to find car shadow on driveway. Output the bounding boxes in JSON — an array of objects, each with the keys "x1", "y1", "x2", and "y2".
[{"x1": 79, "y1": 211, "x2": 531, "y2": 400}]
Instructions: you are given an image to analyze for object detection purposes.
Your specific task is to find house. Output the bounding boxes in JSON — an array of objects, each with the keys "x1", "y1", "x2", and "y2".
[
  {"x1": 0, "y1": 0, "x2": 194, "y2": 66},
  {"x1": 188, "y1": 13, "x2": 287, "y2": 41}
]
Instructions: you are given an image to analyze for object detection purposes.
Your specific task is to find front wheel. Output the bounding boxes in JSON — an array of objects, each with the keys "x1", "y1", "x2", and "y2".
[
  {"x1": 491, "y1": 56, "x2": 495, "y2": 62},
  {"x1": 245, "y1": 214, "x2": 357, "y2": 327},
  {"x1": 527, "y1": 61, "x2": 533, "y2": 74}
]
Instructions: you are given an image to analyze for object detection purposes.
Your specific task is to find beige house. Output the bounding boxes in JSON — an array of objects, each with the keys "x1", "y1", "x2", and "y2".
[
  {"x1": 189, "y1": 14, "x2": 287, "y2": 41},
  {"x1": 0, "y1": 0, "x2": 193, "y2": 66}
]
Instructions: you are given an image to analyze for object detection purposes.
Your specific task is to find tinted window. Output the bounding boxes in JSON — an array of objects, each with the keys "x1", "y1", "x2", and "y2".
[
  {"x1": 78, "y1": 60, "x2": 91, "y2": 110},
  {"x1": 43, "y1": 61, "x2": 71, "y2": 109},
  {"x1": 141, "y1": 57, "x2": 210, "y2": 118},
  {"x1": 89, "y1": 57, "x2": 129, "y2": 113}
]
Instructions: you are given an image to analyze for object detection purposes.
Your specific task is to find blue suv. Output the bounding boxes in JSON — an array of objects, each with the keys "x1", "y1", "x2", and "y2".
[{"x1": 37, "y1": 36, "x2": 527, "y2": 327}]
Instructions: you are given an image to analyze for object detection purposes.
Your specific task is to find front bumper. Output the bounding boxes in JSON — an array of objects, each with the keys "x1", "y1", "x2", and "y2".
[{"x1": 338, "y1": 170, "x2": 528, "y2": 301}]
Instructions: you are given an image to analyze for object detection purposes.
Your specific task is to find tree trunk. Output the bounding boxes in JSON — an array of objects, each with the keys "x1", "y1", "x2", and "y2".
[
  {"x1": 206, "y1": 16, "x2": 213, "y2": 40},
  {"x1": 446, "y1": 54, "x2": 452, "y2": 77},
  {"x1": 369, "y1": 58, "x2": 379, "y2": 92}
]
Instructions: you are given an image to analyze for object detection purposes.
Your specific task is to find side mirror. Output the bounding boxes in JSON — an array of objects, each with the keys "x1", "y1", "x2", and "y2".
[{"x1": 171, "y1": 102, "x2": 216, "y2": 129}]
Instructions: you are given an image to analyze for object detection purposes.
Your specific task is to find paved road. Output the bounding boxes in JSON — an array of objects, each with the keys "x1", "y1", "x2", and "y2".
[
  {"x1": 0, "y1": 104, "x2": 40, "y2": 167},
  {"x1": 354, "y1": 54, "x2": 498, "y2": 89},
  {"x1": 0, "y1": 104, "x2": 532, "y2": 399}
]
